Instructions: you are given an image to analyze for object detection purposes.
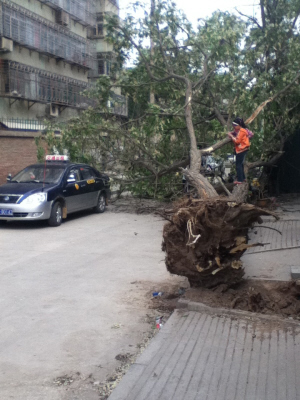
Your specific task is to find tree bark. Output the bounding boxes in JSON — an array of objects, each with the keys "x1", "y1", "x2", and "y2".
[{"x1": 183, "y1": 80, "x2": 218, "y2": 198}]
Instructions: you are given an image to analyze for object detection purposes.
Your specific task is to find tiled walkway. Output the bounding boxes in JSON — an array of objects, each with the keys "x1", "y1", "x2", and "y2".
[
  {"x1": 247, "y1": 220, "x2": 300, "y2": 254},
  {"x1": 109, "y1": 308, "x2": 300, "y2": 400}
]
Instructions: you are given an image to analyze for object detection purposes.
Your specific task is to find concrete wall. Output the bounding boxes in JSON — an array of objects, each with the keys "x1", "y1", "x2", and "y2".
[{"x1": 95, "y1": 40, "x2": 113, "y2": 53}]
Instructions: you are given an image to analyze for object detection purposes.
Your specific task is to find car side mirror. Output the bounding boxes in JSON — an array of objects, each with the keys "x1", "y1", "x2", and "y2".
[
  {"x1": 67, "y1": 174, "x2": 76, "y2": 183},
  {"x1": 6, "y1": 174, "x2": 12, "y2": 182}
]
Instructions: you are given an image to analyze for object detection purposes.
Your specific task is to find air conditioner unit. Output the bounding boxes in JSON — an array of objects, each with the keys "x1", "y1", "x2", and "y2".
[
  {"x1": 48, "y1": 104, "x2": 59, "y2": 118},
  {"x1": 56, "y1": 10, "x2": 70, "y2": 26},
  {"x1": 0, "y1": 37, "x2": 13, "y2": 52}
]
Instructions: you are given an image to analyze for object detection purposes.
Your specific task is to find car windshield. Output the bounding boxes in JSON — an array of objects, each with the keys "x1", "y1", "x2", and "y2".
[{"x1": 12, "y1": 166, "x2": 65, "y2": 184}]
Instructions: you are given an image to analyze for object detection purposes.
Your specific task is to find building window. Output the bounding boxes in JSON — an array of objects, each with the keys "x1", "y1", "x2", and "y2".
[
  {"x1": 97, "y1": 23, "x2": 103, "y2": 36},
  {"x1": 98, "y1": 60, "x2": 105, "y2": 75},
  {"x1": 96, "y1": 14, "x2": 104, "y2": 36}
]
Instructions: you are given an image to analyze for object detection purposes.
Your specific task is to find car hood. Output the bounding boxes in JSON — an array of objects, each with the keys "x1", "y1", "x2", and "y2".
[{"x1": 0, "y1": 182, "x2": 56, "y2": 196}]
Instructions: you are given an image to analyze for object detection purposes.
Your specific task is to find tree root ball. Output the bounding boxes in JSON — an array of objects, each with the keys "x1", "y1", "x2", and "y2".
[{"x1": 161, "y1": 197, "x2": 277, "y2": 288}]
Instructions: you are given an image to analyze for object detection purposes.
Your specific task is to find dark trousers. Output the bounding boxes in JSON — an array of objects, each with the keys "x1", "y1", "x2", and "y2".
[{"x1": 236, "y1": 151, "x2": 248, "y2": 182}]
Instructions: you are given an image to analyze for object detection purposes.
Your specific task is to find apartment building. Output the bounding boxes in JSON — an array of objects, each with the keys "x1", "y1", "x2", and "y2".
[{"x1": 0, "y1": 0, "x2": 126, "y2": 182}]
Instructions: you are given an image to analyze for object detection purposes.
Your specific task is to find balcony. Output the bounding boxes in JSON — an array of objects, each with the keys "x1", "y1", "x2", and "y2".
[
  {"x1": 0, "y1": 60, "x2": 128, "y2": 117},
  {"x1": 39, "y1": 0, "x2": 96, "y2": 27},
  {"x1": 0, "y1": 60, "x2": 94, "y2": 109},
  {"x1": 0, "y1": 0, "x2": 95, "y2": 70},
  {"x1": 0, "y1": 118, "x2": 46, "y2": 131}
]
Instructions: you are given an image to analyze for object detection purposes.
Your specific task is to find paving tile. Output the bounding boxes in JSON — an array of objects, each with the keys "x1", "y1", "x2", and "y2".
[
  {"x1": 247, "y1": 220, "x2": 300, "y2": 254},
  {"x1": 109, "y1": 310, "x2": 300, "y2": 400}
]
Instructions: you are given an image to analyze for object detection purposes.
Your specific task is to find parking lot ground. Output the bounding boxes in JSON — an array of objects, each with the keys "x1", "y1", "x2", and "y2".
[{"x1": 0, "y1": 210, "x2": 186, "y2": 400}]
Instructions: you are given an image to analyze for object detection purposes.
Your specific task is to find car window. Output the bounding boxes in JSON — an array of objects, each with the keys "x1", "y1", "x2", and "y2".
[
  {"x1": 12, "y1": 166, "x2": 65, "y2": 183},
  {"x1": 44, "y1": 168, "x2": 65, "y2": 183},
  {"x1": 80, "y1": 167, "x2": 95, "y2": 180},
  {"x1": 68, "y1": 168, "x2": 81, "y2": 182}
]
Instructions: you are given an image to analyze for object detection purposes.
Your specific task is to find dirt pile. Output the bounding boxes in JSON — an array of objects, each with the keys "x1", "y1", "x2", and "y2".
[
  {"x1": 148, "y1": 280, "x2": 300, "y2": 319},
  {"x1": 183, "y1": 280, "x2": 300, "y2": 318}
]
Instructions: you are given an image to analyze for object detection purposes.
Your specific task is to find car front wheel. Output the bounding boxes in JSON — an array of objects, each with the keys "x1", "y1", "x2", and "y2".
[
  {"x1": 94, "y1": 193, "x2": 106, "y2": 213},
  {"x1": 48, "y1": 202, "x2": 62, "y2": 227}
]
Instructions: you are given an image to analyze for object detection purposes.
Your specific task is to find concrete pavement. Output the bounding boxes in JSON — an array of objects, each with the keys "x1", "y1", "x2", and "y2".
[
  {"x1": 109, "y1": 305, "x2": 300, "y2": 400},
  {"x1": 0, "y1": 211, "x2": 185, "y2": 399}
]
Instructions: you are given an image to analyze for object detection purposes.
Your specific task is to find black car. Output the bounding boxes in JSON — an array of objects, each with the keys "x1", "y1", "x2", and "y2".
[{"x1": 0, "y1": 155, "x2": 111, "y2": 227}]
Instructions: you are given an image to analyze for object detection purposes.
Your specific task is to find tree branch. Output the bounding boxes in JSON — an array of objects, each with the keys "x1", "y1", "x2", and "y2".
[
  {"x1": 192, "y1": 67, "x2": 215, "y2": 91},
  {"x1": 245, "y1": 71, "x2": 300, "y2": 124},
  {"x1": 202, "y1": 136, "x2": 231, "y2": 155},
  {"x1": 158, "y1": 157, "x2": 189, "y2": 177},
  {"x1": 213, "y1": 107, "x2": 228, "y2": 127},
  {"x1": 247, "y1": 152, "x2": 284, "y2": 170},
  {"x1": 235, "y1": 9, "x2": 262, "y2": 29},
  {"x1": 260, "y1": 0, "x2": 266, "y2": 28}
]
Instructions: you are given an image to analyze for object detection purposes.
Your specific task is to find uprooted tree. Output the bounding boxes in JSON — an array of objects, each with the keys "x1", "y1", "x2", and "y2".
[{"x1": 41, "y1": 0, "x2": 300, "y2": 286}]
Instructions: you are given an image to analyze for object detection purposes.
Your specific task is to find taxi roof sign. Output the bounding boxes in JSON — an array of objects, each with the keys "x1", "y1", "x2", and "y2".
[{"x1": 46, "y1": 155, "x2": 69, "y2": 161}]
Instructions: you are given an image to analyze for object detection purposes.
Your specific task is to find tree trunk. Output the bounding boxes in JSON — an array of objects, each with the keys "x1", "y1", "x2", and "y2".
[
  {"x1": 184, "y1": 169, "x2": 218, "y2": 198},
  {"x1": 183, "y1": 80, "x2": 219, "y2": 198},
  {"x1": 149, "y1": 0, "x2": 155, "y2": 104}
]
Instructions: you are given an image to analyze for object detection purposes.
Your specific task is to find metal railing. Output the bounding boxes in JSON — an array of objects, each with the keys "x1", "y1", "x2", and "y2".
[
  {"x1": 39, "y1": 0, "x2": 96, "y2": 27},
  {"x1": 0, "y1": 0, "x2": 96, "y2": 69},
  {"x1": 0, "y1": 118, "x2": 46, "y2": 131},
  {"x1": 0, "y1": 60, "x2": 94, "y2": 109},
  {"x1": 0, "y1": 60, "x2": 128, "y2": 116}
]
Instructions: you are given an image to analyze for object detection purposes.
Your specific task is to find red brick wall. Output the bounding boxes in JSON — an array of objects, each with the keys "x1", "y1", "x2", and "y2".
[{"x1": 0, "y1": 136, "x2": 39, "y2": 184}]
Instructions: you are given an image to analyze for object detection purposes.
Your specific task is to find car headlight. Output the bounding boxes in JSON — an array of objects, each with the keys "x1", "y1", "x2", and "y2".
[{"x1": 20, "y1": 193, "x2": 47, "y2": 205}]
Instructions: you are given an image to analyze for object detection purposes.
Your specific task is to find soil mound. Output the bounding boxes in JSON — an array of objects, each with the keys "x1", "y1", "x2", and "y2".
[
  {"x1": 184, "y1": 280, "x2": 300, "y2": 318},
  {"x1": 149, "y1": 281, "x2": 300, "y2": 319}
]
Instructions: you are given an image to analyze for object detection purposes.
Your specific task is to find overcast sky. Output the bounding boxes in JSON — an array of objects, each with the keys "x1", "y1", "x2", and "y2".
[{"x1": 119, "y1": 1, "x2": 260, "y2": 25}]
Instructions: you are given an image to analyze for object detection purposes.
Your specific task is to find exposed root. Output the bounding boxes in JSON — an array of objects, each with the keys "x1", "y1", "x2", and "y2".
[{"x1": 161, "y1": 197, "x2": 278, "y2": 288}]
